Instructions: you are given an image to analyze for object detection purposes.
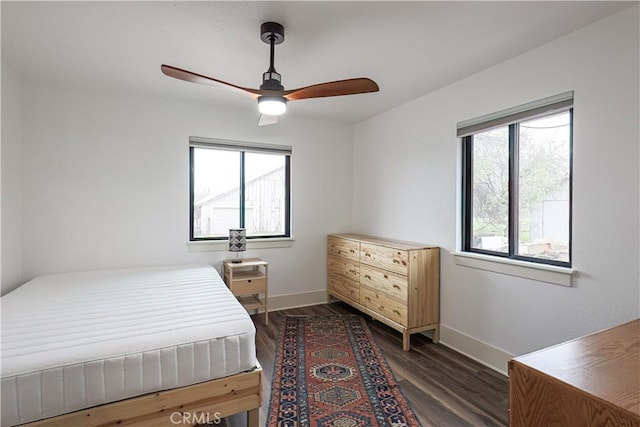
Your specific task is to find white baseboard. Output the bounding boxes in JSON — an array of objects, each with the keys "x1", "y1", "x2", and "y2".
[
  {"x1": 438, "y1": 325, "x2": 513, "y2": 376},
  {"x1": 268, "y1": 289, "x2": 328, "y2": 312},
  {"x1": 265, "y1": 292, "x2": 513, "y2": 376}
]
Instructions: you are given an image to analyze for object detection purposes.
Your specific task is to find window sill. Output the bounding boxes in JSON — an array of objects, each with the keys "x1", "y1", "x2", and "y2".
[
  {"x1": 187, "y1": 237, "x2": 295, "y2": 252},
  {"x1": 452, "y1": 251, "x2": 574, "y2": 287}
]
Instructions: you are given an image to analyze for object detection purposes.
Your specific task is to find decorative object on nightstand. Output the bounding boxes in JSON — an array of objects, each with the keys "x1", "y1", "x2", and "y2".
[
  {"x1": 228, "y1": 228, "x2": 246, "y2": 263},
  {"x1": 223, "y1": 258, "x2": 268, "y2": 325}
]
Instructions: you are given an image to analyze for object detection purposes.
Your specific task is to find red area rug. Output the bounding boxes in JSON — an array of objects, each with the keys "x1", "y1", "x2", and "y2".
[{"x1": 267, "y1": 315, "x2": 421, "y2": 426}]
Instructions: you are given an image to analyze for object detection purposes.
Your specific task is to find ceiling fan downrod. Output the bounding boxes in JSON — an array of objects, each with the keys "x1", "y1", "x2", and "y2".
[{"x1": 260, "y1": 22, "x2": 285, "y2": 92}]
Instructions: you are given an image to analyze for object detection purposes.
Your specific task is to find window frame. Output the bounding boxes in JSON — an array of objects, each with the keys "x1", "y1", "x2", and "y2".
[
  {"x1": 189, "y1": 138, "x2": 291, "y2": 242},
  {"x1": 460, "y1": 106, "x2": 573, "y2": 268}
]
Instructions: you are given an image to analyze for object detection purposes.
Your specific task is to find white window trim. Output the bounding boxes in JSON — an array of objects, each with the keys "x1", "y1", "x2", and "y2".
[
  {"x1": 452, "y1": 251, "x2": 574, "y2": 287},
  {"x1": 456, "y1": 91, "x2": 574, "y2": 277},
  {"x1": 187, "y1": 237, "x2": 294, "y2": 252}
]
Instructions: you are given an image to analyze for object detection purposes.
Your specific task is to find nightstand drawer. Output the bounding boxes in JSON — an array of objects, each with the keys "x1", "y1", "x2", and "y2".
[{"x1": 230, "y1": 277, "x2": 266, "y2": 295}]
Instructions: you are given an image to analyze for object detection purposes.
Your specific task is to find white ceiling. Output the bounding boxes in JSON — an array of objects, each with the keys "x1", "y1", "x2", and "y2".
[{"x1": 2, "y1": 1, "x2": 635, "y2": 123}]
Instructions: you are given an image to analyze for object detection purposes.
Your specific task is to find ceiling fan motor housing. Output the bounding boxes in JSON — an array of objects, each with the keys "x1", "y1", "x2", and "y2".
[
  {"x1": 262, "y1": 70, "x2": 282, "y2": 90},
  {"x1": 260, "y1": 22, "x2": 285, "y2": 91},
  {"x1": 260, "y1": 22, "x2": 284, "y2": 44}
]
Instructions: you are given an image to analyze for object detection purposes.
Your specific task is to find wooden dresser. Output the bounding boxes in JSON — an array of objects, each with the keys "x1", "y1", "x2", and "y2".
[
  {"x1": 509, "y1": 319, "x2": 640, "y2": 427},
  {"x1": 327, "y1": 233, "x2": 440, "y2": 351}
]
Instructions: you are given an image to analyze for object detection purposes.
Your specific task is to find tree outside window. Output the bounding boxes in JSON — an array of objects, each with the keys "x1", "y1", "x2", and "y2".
[{"x1": 462, "y1": 109, "x2": 572, "y2": 266}]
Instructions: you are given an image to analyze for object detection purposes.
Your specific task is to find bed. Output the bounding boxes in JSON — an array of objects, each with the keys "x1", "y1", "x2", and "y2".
[{"x1": 1, "y1": 265, "x2": 262, "y2": 427}]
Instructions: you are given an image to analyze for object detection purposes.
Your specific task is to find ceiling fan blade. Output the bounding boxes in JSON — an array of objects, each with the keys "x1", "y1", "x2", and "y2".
[
  {"x1": 283, "y1": 78, "x2": 379, "y2": 101},
  {"x1": 258, "y1": 114, "x2": 279, "y2": 126},
  {"x1": 161, "y1": 64, "x2": 262, "y2": 98}
]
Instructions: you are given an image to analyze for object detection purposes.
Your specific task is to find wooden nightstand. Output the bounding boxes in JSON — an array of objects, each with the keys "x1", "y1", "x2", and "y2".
[{"x1": 223, "y1": 258, "x2": 268, "y2": 325}]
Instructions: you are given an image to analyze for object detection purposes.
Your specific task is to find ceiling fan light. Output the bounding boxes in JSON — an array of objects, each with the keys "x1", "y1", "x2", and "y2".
[{"x1": 258, "y1": 96, "x2": 287, "y2": 116}]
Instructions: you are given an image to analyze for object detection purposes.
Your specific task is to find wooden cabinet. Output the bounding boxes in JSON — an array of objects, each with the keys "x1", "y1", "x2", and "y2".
[
  {"x1": 223, "y1": 258, "x2": 268, "y2": 325},
  {"x1": 327, "y1": 233, "x2": 440, "y2": 351},
  {"x1": 509, "y1": 319, "x2": 640, "y2": 427}
]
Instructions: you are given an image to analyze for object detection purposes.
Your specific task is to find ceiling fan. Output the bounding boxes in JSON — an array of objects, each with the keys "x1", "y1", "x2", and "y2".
[{"x1": 161, "y1": 22, "x2": 379, "y2": 124}]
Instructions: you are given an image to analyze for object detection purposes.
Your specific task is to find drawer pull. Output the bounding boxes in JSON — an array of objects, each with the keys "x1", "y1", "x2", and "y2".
[
  {"x1": 393, "y1": 259, "x2": 400, "y2": 264},
  {"x1": 392, "y1": 284, "x2": 400, "y2": 290},
  {"x1": 349, "y1": 269, "x2": 356, "y2": 274},
  {"x1": 384, "y1": 274, "x2": 388, "y2": 279},
  {"x1": 379, "y1": 305, "x2": 385, "y2": 311},
  {"x1": 350, "y1": 249, "x2": 355, "y2": 253},
  {"x1": 364, "y1": 296, "x2": 372, "y2": 302},
  {"x1": 365, "y1": 253, "x2": 371, "y2": 257},
  {"x1": 393, "y1": 309, "x2": 401, "y2": 316},
  {"x1": 364, "y1": 274, "x2": 371, "y2": 279}
]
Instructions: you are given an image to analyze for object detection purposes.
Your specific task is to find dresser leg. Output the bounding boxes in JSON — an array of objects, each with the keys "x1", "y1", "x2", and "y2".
[
  {"x1": 432, "y1": 326, "x2": 439, "y2": 344},
  {"x1": 403, "y1": 331, "x2": 410, "y2": 351},
  {"x1": 247, "y1": 408, "x2": 259, "y2": 427}
]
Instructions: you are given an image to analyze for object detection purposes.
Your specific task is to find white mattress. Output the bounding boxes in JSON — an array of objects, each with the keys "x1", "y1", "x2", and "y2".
[{"x1": 1, "y1": 265, "x2": 257, "y2": 426}]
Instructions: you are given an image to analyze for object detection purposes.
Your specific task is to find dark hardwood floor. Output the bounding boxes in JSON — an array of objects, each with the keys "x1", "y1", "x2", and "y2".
[{"x1": 250, "y1": 302, "x2": 508, "y2": 427}]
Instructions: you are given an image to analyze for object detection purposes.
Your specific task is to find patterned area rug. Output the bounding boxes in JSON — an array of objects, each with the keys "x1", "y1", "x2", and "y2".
[{"x1": 267, "y1": 315, "x2": 421, "y2": 426}]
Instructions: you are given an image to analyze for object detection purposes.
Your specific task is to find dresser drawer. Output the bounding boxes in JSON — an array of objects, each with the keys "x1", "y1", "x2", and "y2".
[
  {"x1": 328, "y1": 236, "x2": 360, "y2": 261},
  {"x1": 327, "y1": 255, "x2": 359, "y2": 282},
  {"x1": 360, "y1": 286, "x2": 407, "y2": 326},
  {"x1": 359, "y1": 264, "x2": 408, "y2": 301},
  {"x1": 360, "y1": 243, "x2": 409, "y2": 275},
  {"x1": 230, "y1": 277, "x2": 267, "y2": 295},
  {"x1": 328, "y1": 274, "x2": 360, "y2": 303}
]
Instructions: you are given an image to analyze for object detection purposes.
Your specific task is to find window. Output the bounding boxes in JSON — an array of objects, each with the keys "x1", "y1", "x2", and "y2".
[
  {"x1": 189, "y1": 137, "x2": 291, "y2": 240},
  {"x1": 460, "y1": 92, "x2": 572, "y2": 267}
]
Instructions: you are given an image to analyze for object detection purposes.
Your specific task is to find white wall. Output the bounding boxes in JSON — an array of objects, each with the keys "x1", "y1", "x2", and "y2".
[
  {"x1": 1, "y1": 63, "x2": 23, "y2": 294},
  {"x1": 5, "y1": 3, "x2": 638, "y2": 375},
  {"x1": 353, "y1": 6, "x2": 640, "y2": 369},
  {"x1": 14, "y1": 81, "x2": 352, "y2": 298}
]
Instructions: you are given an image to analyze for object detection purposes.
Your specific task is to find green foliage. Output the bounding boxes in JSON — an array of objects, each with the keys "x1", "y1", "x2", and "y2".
[{"x1": 471, "y1": 114, "x2": 570, "y2": 243}]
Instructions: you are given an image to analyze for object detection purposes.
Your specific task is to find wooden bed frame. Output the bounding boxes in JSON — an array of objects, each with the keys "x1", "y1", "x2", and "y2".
[{"x1": 20, "y1": 367, "x2": 262, "y2": 427}]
